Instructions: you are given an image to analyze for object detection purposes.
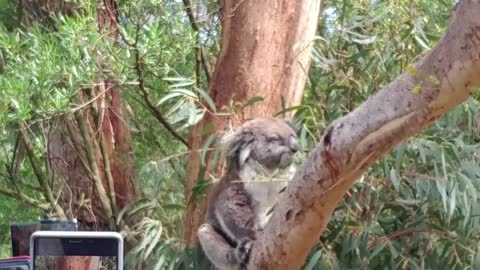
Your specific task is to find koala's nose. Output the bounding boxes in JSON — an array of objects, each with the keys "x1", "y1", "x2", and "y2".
[{"x1": 289, "y1": 136, "x2": 298, "y2": 153}]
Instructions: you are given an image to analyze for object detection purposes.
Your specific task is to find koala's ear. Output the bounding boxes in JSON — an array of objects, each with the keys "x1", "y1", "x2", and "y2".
[
  {"x1": 219, "y1": 129, "x2": 243, "y2": 156},
  {"x1": 238, "y1": 144, "x2": 252, "y2": 166},
  {"x1": 220, "y1": 128, "x2": 254, "y2": 163},
  {"x1": 220, "y1": 131, "x2": 238, "y2": 149}
]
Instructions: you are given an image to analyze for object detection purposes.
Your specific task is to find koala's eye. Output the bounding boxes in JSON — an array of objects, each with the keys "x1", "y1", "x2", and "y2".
[{"x1": 267, "y1": 136, "x2": 280, "y2": 143}]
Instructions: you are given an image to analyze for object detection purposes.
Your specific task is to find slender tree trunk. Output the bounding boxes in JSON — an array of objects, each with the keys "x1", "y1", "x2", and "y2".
[
  {"x1": 248, "y1": 0, "x2": 480, "y2": 268},
  {"x1": 182, "y1": 0, "x2": 322, "y2": 245},
  {"x1": 95, "y1": 0, "x2": 138, "y2": 217}
]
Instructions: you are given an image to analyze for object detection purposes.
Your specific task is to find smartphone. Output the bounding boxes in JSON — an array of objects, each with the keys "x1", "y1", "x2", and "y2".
[{"x1": 30, "y1": 231, "x2": 123, "y2": 270}]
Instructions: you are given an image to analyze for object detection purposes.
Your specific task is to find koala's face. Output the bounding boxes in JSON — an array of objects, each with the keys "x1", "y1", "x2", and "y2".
[{"x1": 222, "y1": 117, "x2": 298, "y2": 171}]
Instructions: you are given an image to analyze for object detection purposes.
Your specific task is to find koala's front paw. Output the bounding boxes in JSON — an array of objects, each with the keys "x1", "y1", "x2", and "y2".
[{"x1": 236, "y1": 238, "x2": 253, "y2": 266}]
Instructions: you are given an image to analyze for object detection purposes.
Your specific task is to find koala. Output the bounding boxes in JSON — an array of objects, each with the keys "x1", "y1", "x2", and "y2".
[{"x1": 198, "y1": 117, "x2": 298, "y2": 270}]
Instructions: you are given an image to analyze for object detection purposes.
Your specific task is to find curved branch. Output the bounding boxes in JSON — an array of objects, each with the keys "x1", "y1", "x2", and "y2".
[{"x1": 249, "y1": 1, "x2": 480, "y2": 268}]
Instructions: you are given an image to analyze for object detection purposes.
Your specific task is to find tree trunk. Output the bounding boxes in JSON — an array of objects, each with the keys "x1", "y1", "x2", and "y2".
[
  {"x1": 19, "y1": 0, "x2": 77, "y2": 27},
  {"x1": 182, "y1": 0, "x2": 322, "y2": 245},
  {"x1": 248, "y1": 0, "x2": 480, "y2": 268},
  {"x1": 94, "y1": 0, "x2": 138, "y2": 218}
]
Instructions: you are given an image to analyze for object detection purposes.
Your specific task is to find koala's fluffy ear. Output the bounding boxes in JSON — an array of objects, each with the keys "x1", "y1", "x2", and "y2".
[
  {"x1": 238, "y1": 144, "x2": 252, "y2": 166},
  {"x1": 220, "y1": 128, "x2": 253, "y2": 166},
  {"x1": 220, "y1": 131, "x2": 238, "y2": 150}
]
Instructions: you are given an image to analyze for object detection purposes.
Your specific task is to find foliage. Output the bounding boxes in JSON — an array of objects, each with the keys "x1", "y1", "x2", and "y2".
[
  {"x1": 0, "y1": 197, "x2": 41, "y2": 258},
  {"x1": 0, "y1": 0, "x2": 479, "y2": 269},
  {"x1": 0, "y1": 0, "x2": 200, "y2": 259},
  {"x1": 299, "y1": 0, "x2": 480, "y2": 269},
  {"x1": 0, "y1": 15, "x2": 100, "y2": 124}
]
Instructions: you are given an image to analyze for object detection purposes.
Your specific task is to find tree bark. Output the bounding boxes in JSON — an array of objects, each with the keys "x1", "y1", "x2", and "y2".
[
  {"x1": 96, "y1": 0, "x2": 138, "y2": 217},
  {"x1": 182, "y1": 0, "x2": 322, "y2": 245},
  {"x1": 54, "y1": 256, "x2": 100, "y2": 270},
  {"x1": 249, "y1": 1, "x2": 480, "y2": 268},
  {"x1": 19, "y1": 0, "x2": 77, "y2": 27}
]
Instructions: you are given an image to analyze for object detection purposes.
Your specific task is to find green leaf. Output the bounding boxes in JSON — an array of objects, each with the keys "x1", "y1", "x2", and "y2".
[
  {"x1": 448, "y1": 184, "x2": 457, "y2": 219},
  {"x1": 195, "y1": 87, "x2": 216, "y2": 112},
  {"x1": 352, "y1": 36, "x2": 377, "y2": 44},
  {"x1": 200, "y1": 133, "x2": 217, "y2": 166},
  {"x1": 414, "y1": 35, "x2": 430, "y2": 50},
  {"x1": 369, "y1": 242, "x2": 386, "y2": 260},
  {"x1": 417, "y1": 142, "x2": 427, "y2": 164},
  {"x1": 390, "y1": 168, "x2": 400, "y2": 191},
  {"x1": 242, "y1": 96, "x2": 264, "y2": 108},
  {"x1": 304, "y1": 250, "x2": 323, "y2": 270},
  {"x1": 144, "y1": 226, "x2": 163, "y2": 259}
]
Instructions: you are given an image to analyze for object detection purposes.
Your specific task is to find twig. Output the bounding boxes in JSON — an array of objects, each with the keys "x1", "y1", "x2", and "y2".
[
  {"x1": 181, "y1": 0, "x2": 212, "y2": 82},
  {"x1": 64, "y1": 117, "x2": 92, "y2": 174},
  {"x1": 132, "y1": 31, "x2": 189, "y2": 147},
  {"x1": 367, "y1": 227, "x2": 431, "y2": 250}
]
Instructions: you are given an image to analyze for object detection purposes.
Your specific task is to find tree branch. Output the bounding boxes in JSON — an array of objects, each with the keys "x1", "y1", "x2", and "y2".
[
  {"x1": 74, "y1": 110, "x2": 115, "y2": 229},
  {"x1": 83, "y1": 87, "x2": 120, "y2": 224},
  {"x1": 132, "y1": 38, "x2": 189, "y2": 147},
  {"x1": 249, "y1": 1, "x2": 480, "y2": 268},
  {"x1": 18, "y1": 122, "x2": 67, "y2": 219},
  {"x1": 2, "y1": 167, "x2": 43, "y2": 192},
  {"x1": 64, "y1": 117, "x2": 92, "y2": 174},
  {"x1": 73, "y1": 97, "x2": 139, "y2": 246},
  {"x1": 367, "y1": 227, "x2": 431, "y2": 250},
  {"x1": 9, "y1": 134, "x2": 25, "y2": 176},
  {"x1": 99, "y1": 127, "x2": 119, "y2": 220},
  {"x1": 115, "y1": 22, "x2": 189, "y2": 147},
  {"x1": 181, "y1": 0, "x2": 212, "y2": 82},
  {"x1": 0, "y1": 185, "x2": 50, "y2": 211}
]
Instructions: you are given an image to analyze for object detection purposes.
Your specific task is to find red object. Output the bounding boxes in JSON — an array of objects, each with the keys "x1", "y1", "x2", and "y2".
[{"x1": 0, "y1": 256, "x2": 30, "y2": 269}]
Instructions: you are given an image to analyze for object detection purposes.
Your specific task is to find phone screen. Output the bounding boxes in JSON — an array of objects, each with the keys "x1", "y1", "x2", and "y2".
[{"x1": 33, "y1": 237, "x2": 118, "y2": 270}]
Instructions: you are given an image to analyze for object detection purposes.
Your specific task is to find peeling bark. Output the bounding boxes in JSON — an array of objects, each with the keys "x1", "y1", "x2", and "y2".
[
  {"x1": 249, "y1": 1, "x2": 480, "y2": 268},
  {"x1": 182, "y1": 0, "x2": 321, "y2": 245}
]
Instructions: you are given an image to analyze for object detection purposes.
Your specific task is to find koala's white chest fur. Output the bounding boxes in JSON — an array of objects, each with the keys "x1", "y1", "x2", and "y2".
[
  {"x1": 240, "y1": 163, "x2": 296, "y2": 229},
  {"x1": 244, "y1": 180, "x2": 287, "y2": 229}
]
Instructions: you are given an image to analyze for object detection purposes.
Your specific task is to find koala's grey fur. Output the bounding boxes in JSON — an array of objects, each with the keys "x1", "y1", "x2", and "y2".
[{"x1": 198, "y1": 117, "x2": 298, "y2": 270}]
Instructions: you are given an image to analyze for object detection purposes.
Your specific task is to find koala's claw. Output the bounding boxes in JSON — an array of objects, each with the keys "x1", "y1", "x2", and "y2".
[{"x1": 236, "y1": 239, "x2": 253, "y2": 266}]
